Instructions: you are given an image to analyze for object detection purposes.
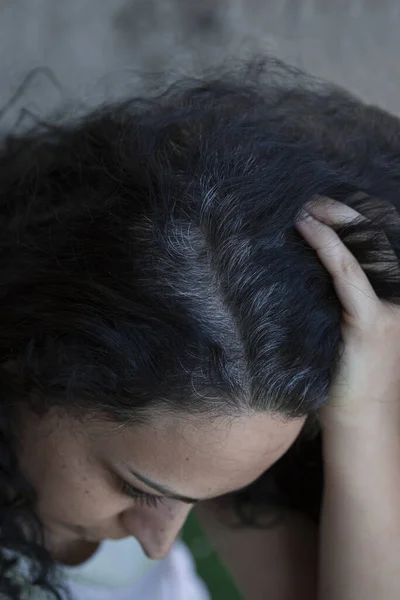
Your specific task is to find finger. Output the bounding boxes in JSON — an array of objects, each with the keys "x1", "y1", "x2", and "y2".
[
  {"x1": 311, "y1": 197, "x2": 400, "y2": 265},
  {"x1": 306, "y1": 197, "x2": 364, "y2": 226},
  {"x1": 296, "y1": 213, "x2": 379, "y2": 324}
]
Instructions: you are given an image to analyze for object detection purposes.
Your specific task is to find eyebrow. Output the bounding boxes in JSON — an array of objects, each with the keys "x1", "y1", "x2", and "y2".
[{"x1": 131, "y1": 470, "x2": 200, "y2": 505}]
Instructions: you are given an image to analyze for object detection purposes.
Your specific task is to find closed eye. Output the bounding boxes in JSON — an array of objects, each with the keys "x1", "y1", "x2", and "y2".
[{"x1": 119, "y1": 478, "x2": 165, "y2": 509}]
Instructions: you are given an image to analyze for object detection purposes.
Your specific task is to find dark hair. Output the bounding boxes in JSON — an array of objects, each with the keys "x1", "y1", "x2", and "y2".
[{"x1": 1, "y1": 58, "x2": 400, "y2": 598}]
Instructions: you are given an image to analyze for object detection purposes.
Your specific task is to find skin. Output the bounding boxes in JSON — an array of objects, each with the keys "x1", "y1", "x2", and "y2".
[{"x1": 17, "y1": 407, "x2": 305, "y2": 565}]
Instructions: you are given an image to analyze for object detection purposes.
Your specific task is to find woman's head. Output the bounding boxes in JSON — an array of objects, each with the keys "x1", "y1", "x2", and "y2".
[{"x1": 1, "y1": 58, "x2": 400, "y2": 596}]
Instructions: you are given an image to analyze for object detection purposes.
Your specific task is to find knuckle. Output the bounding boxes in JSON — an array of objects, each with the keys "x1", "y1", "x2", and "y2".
[{"x1": 339, "y1": 254, "x2": 360, "y2": 277}]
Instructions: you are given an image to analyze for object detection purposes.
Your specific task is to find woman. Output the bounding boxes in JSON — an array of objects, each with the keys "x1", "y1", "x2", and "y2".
[{"x1": 1, "y1": 59, "x2": 400, "y2": 599}]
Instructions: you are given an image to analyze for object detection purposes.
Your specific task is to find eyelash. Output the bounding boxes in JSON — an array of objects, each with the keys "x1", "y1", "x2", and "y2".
[{"x1": 119, "y1": 479, "x2": 165, "y2": 509}]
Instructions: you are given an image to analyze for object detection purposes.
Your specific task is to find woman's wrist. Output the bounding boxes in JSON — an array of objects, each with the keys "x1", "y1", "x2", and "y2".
[
  {"x1": 322, "y1": 409, "x2": 400, "y2": 482},
  {"x1": 321, "y1": 399, "x2": 399, "y2": 440}
]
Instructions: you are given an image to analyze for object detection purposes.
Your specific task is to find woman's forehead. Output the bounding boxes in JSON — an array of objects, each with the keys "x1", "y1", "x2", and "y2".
[{"x1": 94, "y1": 411, "x2": 305, "y2": 500}]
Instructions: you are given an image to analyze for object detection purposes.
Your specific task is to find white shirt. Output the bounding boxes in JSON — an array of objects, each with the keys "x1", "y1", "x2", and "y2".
[{"x1": 13, "y1": 539, "x2": 211, "y2": 600}]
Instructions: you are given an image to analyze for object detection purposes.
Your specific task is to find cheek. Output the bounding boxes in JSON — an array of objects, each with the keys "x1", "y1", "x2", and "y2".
[
  {"x1": 33, "y1": 459, "x2": 127, "y2": 525},
  {"x1": 18, "y1": 411, "x2": 130, "y2": 529}
]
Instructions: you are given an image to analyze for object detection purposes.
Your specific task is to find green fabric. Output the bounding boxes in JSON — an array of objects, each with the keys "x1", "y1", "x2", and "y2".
[{"x1": 182, "y1": 514, "x2": 243, "y2": 600}]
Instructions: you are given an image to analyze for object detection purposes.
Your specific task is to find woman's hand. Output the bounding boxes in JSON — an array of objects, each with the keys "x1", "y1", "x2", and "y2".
[
  {"x1": 296, "y1": 198, "x2": 400, "y2": 600},
  {"x1": 296, "y1": 199, "x2": 400, "y2": 431}
]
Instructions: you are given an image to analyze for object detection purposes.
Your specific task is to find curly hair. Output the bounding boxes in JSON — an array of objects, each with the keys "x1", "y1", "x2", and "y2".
[{"x1": 1, "y1": 58, "x2": 400, "y2": 598}]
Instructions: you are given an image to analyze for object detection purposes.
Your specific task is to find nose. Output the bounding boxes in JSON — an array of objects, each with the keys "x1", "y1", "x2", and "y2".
[{"x1": 121, "y1": 502, "x2": 193, "y2": 560}]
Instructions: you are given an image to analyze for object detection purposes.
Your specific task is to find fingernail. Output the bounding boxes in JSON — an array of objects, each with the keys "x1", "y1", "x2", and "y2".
[{"x1": 298, "y1": 210, "x2": 314, "y2": 222}]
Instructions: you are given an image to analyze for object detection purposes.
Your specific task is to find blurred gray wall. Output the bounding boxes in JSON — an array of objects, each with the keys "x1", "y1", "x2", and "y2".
[{"x1": 0, "y1": 0, "x2": 400, "y2": 127}]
